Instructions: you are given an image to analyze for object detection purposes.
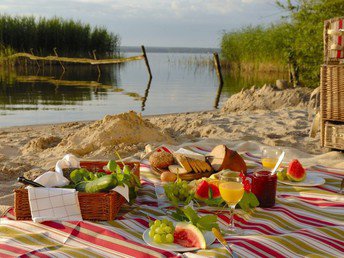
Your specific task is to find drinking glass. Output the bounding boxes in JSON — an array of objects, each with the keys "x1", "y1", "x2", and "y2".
[
  {"x1": 219, "y1": 170, "x2": 244, "y2": 235},
  {"x1": 261, "y1": 147, "x2": 282, "y2": 170}
]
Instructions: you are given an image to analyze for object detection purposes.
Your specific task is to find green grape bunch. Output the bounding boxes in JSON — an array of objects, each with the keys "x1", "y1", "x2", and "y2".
[
  {"x1": 149, "y1": 219, "x2": 175, "y2": 244},
  {"x1": 163, "y1": 179, "x2": 194, "y2": 206}
]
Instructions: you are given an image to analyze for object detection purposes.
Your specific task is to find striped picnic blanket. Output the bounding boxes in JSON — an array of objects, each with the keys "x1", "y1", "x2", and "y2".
[{"x1": 1, "y1": 146, "x2": 344, "y2": 257}]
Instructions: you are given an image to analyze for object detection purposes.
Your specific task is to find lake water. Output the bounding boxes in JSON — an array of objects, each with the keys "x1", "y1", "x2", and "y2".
[{"x1": 0, "y1": 52, "x2": 286, "y2": 127}]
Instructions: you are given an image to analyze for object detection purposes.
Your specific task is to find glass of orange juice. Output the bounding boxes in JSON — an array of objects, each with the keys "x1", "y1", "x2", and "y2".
[
  {"x1": 261, "y1": 147, "x2": 282, "y2": 170},
  {"x1": 219, "y1": 170, "x2": 244, "y2": 235}
]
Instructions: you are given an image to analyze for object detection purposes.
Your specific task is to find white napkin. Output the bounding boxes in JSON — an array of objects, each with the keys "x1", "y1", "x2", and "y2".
[
  {"x1": 34, "y1": 171, "x2": 70, "y2": 187},
  {"x1": 55, "y1": 154, "x2": 80, "y2": 175},
  {"x1": 28, "y1": 187, "x2": 83, "y2": 223},
  {"x1": 112, "y1": 184, "x2": 130, "y2": 202}
]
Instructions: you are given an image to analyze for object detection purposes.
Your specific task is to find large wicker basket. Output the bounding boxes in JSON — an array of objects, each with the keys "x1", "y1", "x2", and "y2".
[
  {"x1": 320, "y1": 64, "x2": 344, "y2": 122},
  {"x1": 14, "y1": 161, "x2": 140, "y2": 221},
  {"x1": 320, "y1": 64, "x2": 344, "y2": 149},
  {"x1": 324, "y1": 17, "x2": 344, "y2": 64}
]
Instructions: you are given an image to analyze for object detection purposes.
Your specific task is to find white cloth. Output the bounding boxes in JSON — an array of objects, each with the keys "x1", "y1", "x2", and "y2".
[
  {"x1": 112, "y1": 184, "x2": 130, "y2": 202},
  {"x1": 28, "y1": 187, "x2": 83, "y2": 223},
  {"x1": 34, "y1": 171, "x2": 70, "y2": 187},
  {"x1": 55, "y1": 154, "x2": 80, "y2": 175}
]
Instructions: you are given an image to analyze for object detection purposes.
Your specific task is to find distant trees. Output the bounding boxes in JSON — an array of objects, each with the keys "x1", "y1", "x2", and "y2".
[
  {"x1": 0, "y1": 15, "x2": 119, "y2": 57},
  {"x1": 221, "y1": 0, "x2": 344, "y2": 87}
]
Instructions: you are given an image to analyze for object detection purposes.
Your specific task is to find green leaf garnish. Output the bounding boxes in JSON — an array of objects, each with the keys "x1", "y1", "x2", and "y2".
[
  {"x1": 181, "y1": 206, "x2": 199, "y2": 225},
  {"x1": 197, "y1": 215, "x2": 218, "y2": 231},
  {"x1": 123, "y1": 165, "x2": 131, "y2": 175},
  {"x1": 107, "y1": 160, "x2": 117, "y2": 173},
  {"x1": 116, "y1": 165, "x2": 122, "y2": 174},
  {"x1": 238, "y1": 191, "x2": 259, "y2": 211},
  {"x1": 171, "y1": 206, "x2": 219, "y2": 231}
]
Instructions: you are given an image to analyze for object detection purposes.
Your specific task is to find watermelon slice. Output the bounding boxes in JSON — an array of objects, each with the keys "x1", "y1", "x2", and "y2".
[
  {"x1": 195, "y1": 180, "x2": 221, "y2": 200},
  {"x1": 195, "y1": 180, "x2": 209, "y2": 199},
  {"x1": 287, "y1": 159, "x2": 306, "y2": 182},
  {"x1": 173, "y1": 222, "x2": 206, "y2": 249}
]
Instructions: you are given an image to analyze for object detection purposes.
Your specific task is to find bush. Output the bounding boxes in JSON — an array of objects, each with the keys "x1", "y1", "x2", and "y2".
[{"x1": 221, "y1": 0, "x2": 344, "y2": 87}]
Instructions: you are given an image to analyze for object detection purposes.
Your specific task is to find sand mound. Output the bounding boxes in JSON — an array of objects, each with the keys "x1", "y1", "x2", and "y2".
[
  {"x1": 56, "y1": 111, "x2": 174, "y2": 156},
  {"x1": 22, "y1": 136, "x2": 61, "y2": 154},
  {"x1": 222, "y1": 84, "x2": 313, "y2": 113},
  {"x1": 0, "y1": 161, "x2": 32, "y2": 181}
]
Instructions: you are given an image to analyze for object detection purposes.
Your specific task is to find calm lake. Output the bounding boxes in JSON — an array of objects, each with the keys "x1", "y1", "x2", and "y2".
[{"x1": 0, "y1": 51, "x2": 286, "y2": 127}]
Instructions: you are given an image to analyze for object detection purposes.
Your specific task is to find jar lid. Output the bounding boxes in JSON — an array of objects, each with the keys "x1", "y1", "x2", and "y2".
[{"x1": 253, "y1": 170, "x2": 272, "y2": 177}]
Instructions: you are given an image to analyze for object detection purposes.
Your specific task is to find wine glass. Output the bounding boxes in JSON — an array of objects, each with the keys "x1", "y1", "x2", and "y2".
[
  {"x1": 261, "y1": 147, "x2": 282, "y2": 170},
  {"x1": 219, "y1": 170, "x2": 244, "y2": 235}
]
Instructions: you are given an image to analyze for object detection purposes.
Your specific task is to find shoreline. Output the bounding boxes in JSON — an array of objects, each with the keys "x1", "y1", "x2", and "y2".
[{"x1": 0, "y1": 109, "x2": 218, "y2": 130}]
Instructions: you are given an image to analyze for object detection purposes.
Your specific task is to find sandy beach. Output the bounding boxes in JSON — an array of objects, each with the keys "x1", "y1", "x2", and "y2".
[{"x1": 1, "y1": 85, "x2": 343, "y2": 206}]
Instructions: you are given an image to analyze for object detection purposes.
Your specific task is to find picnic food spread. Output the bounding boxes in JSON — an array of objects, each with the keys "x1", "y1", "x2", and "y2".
[{"x1": 2, "y1": 143, "x2": 343, "y2": 257}]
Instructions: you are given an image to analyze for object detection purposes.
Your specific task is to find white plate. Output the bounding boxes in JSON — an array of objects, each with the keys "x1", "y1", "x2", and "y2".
[
  {"x1": 278, "y1": 174, "x2": 325, "y2": 187},
  {"x1": 142, "y1": 229, "x2": 215, "y2": 252}
]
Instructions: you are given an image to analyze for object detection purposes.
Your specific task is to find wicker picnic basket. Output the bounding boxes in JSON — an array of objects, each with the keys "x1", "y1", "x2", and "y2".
[
  {"x1": 324, "y1": 17, "x2": 344, "y2": 64},
  {"x1": 14, "y1": 161, "x2": 140, "y2": 221},
  {"x1": 320, "y1": 65, "x2": 344, "y2": 122},
  {"x1": 323, "y1": 122, "x2": 344, "y2": 149},
  {"x1": 321, "y1": 17, "x2": 344, "y2": 150}
]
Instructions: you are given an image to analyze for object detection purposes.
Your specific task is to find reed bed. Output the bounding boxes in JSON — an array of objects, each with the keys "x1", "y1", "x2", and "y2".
[
  {"x1": 221, "y1": 24, "x2": 290, "y2": 73},
  {"x1": 0, "y1": 14, "x2": 119, "y2": 58}
]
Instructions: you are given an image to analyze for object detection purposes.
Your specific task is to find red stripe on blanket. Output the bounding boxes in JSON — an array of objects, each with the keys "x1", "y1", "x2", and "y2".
[
  {"x1": 216, "y1": 213, "x2": 281, "y2": 235},
  {"x1": 233, "y1": 238, "x2": 283, "y2": 258},
  {"x1": 298, "y1": 231, "x2": 344, "y2": 252},
  {"x1": 264, "y1": 206, "x2": 336, "y2": 227},
  {"x1": 0, "y1": 243, "x2": 50, "y2": 258},
  {"x1": 279, "y1": 195, "x2": 344, "y2": 207},
  {"x1": 43, "y1": 220, "x2": 176, "y2": 257},
  {"x1": 338, "y1": 19, "x2": 343, "y2": 59}
]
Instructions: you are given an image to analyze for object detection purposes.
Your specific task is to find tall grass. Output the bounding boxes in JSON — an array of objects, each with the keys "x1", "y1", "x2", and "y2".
[
  {"x1": 221, "y1": 23, "x2": 291, "y2": 73},
  {"x1": 0, "y1": 14, "x2": 119, "y2": 58},
  {"x1": 221, "y1": 0, "x2": 344, "y2": 87}
]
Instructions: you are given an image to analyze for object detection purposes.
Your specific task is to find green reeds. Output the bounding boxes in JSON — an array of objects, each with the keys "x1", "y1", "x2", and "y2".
[
  {"x1": 221, "y1": 24, "x2": 290, "y2": 73},
  {"x1": 0, "y1": 14, "x2": 119, "y2": 58},
  {"x1": 221, "y1": 0, "x2": 344, "y2": 87}
]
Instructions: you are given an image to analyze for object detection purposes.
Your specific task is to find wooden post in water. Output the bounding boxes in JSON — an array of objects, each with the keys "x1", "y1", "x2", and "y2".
[
  {"x1": 53, "y1": 47, "x2": 66, "y2": 72},
  {"x1": 92, "y1": 50, "x2": 101, "y2": 81},
  {"x1": 214, "y1": 83, "x2": 223, "y2": 109},
  {"x1": 141, "y1": 45, "x2": 152, "y2": 79},
  {"x1": 213, "y1": 52, "x2": 224, "y2": 108},
  {"x1": 213, "y1": 52, "x2": 223, "y2": 85},
  {"x1": 141, "y1": 78, "x2": 152, "y2": 111}
]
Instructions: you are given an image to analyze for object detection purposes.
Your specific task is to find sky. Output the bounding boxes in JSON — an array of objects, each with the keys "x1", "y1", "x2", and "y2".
[{"x1": 0, "y1": 0, "x2": 287, "y2": 48}]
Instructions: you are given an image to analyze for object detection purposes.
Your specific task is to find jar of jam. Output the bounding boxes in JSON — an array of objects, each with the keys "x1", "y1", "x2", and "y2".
[{"x1": 251, "y1": 170, "x2": 277, "y2": 208}]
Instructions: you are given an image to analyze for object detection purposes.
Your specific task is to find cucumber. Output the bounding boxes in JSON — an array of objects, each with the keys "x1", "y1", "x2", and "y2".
[{"x1": 84, "y1": 174, "x2": 118, "y2": 193}]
